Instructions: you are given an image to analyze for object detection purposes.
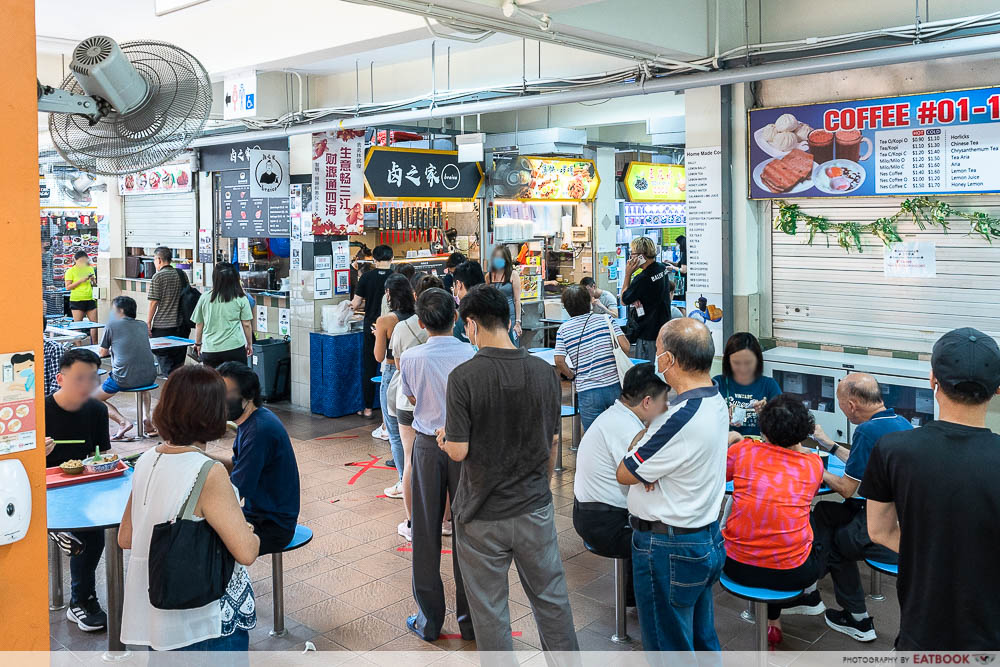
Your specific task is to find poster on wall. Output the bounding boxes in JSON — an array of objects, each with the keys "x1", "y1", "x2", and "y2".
[
  {"x1": 248, "y1": 149, "x2": 289, "y2": 200},
  {"x1": 684, "y1": 146, "x2": 724, "y2": 351},
  {"x1": 364, "y1": 147, "x2": 483, "y2": 201},
  {"x1": 620, "y1": 202, "x2": 686, "y2": 228},
  {"x1": 0, "y1": 351, "x2": 38, "y2": 455},
  {"x1": 118, "y1": 163, "x2": 193, "y2": 195},
  {"x1": 278, "y1": 308, "x2": 290, "y2": 336},
  {"x1": 256, "y1": 305, "x2": 268, "y2": 333},
  {"x1": 311, "y1": 130, "x2": 365, "y2": 235},
  {"x1": 623, "y1": 163, "x2": 686, "y2": 202},
  {"x1": 491, "y1": 156, "x2": 599, "y2": 201},
  {"x1": 749, "y1": 85, "x2": 1000, "y2": 199},
  {"x1": 334, "y1": 269, "x2": 350, "y2": 295},
  {"x1": 884, "y1": 241, "x2": 936, "y2": 278}
]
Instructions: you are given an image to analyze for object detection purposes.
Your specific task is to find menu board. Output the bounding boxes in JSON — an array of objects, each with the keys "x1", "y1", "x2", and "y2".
[
  {"x1": 623, "y1": 163, "x2": 686, "y2": 202},
  {"x1": 491, "y1": 156, "x2": 599, "y2": 201},
  {"x1": 621, "y1": 202, "x2": 685, "y2": 228},
  {"x1": 684, "y1": 147, "x2": 724, "y2": 350},
  {"x1": 119, "y1": 163, "x2": 193, "y2": 195},
  {"x1": 748, "y1": 86, "x2": 1000, "y2": 199},
  {"x1": 219, "y1": 169, "x2": 290, "y2": 238}
]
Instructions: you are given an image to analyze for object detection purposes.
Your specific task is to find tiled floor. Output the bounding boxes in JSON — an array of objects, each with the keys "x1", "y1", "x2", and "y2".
[{"x1": 49, "y1": 388, "x2": 900, "y2": 661}]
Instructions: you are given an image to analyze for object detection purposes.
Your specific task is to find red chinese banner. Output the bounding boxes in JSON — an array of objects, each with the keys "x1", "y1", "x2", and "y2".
[{"x1": 311, "y1": 130, "x2": 365, "y2": 235}]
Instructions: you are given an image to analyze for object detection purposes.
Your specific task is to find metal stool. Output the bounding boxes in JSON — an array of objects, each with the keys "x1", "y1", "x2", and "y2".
[
  {"x1": 583, "y1": 542, "x2": 629, "y2": 643},
  {"x1": 865, "y1": 558, "x2": 898, "y2": 602},
  {"x1": 271, "y1": 525, "x2": 314, "y2": 637},
  {"x1": 719, "y1": 573, "x2": 802, "y2": 664},
  {"x1": 118, "y1": 383, "x2": 158, "y2": 440},
  {"x1": 555, "y1": 404, "x2": 578, "y2": 473}
]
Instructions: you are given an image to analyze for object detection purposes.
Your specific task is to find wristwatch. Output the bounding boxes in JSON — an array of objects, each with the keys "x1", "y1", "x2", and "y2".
[{"x1": 828, "y1": 443, "x2": 839, "y2": 456}]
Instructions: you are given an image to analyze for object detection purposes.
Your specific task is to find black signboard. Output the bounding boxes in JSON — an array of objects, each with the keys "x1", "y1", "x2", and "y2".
[
  {"x1": 364, "y1": 147, "x2": 483, "y2": 201},
  {"x1": 200, "y1": 138, "x2": 289, "y2": 173},
  {"x1": 218, "y1": 170, "x2": 290, "y2": 238}
]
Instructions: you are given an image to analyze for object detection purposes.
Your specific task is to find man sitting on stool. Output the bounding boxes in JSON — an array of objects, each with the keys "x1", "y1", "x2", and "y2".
[
  {"x1": 209, "y1": 361, "x2": 301, "y2": 554},
  {"x1": 809, "y1": 372, "x2": 911, "y2": 642},
  {"x1": 573, "y1": 363, "x2": 668, "y2": 605}
]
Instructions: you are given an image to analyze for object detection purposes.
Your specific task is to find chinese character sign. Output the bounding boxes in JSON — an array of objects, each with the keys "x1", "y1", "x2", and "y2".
[{"x1": 311, "y1": 130, "x2": 365, "y2": 235}]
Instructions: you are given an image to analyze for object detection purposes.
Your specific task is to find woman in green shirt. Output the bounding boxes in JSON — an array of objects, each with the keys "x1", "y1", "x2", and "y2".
[
  {"x1": 64, "y1": 250, "x2": 99, "y2": 343},
  {"x1": 192, "y1": 263, "x2": 253, "y2": 368}
]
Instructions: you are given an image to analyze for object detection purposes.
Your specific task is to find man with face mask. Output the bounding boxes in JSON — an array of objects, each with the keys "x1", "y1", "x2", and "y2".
[
  {"x1": 211, "y1": 361, "x2": 300, "y2": 554},
  {"x1": 616, "y1": 318, "x2": 728, "y2": 653},
  {"x1": 573, "y1": 363, "x2": 668, "y2": 606}
]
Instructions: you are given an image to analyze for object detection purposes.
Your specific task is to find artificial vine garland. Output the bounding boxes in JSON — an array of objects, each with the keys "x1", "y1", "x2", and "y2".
[{"x1": 774, "y1": 197, "x2": 1000, "y2": 253}]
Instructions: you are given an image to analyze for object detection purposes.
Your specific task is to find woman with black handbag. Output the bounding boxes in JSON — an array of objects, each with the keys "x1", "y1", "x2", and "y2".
[{"x1": 118, "y1": 365, "x2": 260, "y2": 652}]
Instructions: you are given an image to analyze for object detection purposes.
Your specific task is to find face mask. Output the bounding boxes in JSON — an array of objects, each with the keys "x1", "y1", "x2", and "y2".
[
  {"x1": 226, "y1": 397, "x2": 247, "y2": 422},
  {"x1": 491, "y1": 257, "x2": 506, "y2": 271},
  {"x1": 654, "y1": 351, "x2": 670, "y2": 384}
]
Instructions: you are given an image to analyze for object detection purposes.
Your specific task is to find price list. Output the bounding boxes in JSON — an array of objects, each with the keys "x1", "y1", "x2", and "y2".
[{"x1": 874, "y1": 124, "x2": 1000, "y2": 194}]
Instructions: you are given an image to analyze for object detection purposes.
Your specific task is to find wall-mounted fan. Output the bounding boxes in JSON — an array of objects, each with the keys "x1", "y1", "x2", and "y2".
[
  {"x1": 57, "y1": 171, "x2": 107, "y2": 205},
  {"x1": 38, "y1": 36, "x2": 212, "y2": 176}
]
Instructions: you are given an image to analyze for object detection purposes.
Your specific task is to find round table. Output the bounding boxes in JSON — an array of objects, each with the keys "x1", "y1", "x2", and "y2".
[{"x1": 47, "y1": 468, "x2": 133, "y2": 659}]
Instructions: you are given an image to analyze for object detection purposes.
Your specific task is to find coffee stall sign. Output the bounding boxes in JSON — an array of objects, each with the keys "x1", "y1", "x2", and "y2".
[
  {"x1": 364, "y1": 147, "x2": 483, "y2": 201},
  {"x1": 491, "y1": 156, "x2": 599, "y2": 201},
  {"x1": 749, "y1": 86, "x2": 1000, "y2": 199},
  {"x1": 624, "y1": 163, "x2": 686, "y2": 202}
]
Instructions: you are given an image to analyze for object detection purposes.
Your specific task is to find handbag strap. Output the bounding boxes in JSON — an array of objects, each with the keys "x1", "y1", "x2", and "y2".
[
  {"x1": 178, "y1": 459, "x2": 216, "y2": 521},
  {"x1": 570, "y1": 314, "x2": 593, "y2": 376},
  {"x1": 606, "y1": 315, "x2": 620, "y2": 351}
]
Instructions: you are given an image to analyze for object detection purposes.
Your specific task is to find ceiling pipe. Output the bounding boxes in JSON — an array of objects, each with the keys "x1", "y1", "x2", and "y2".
[{"x1": 190, "y1": 31, "x2": 1000, "y2": 148}]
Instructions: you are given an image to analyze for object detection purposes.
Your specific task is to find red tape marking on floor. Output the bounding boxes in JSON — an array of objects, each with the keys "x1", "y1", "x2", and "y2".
[
  {"x1": 375, "y1": 494, "x2": 388, "y2": 498},
  {"x1": 397, "y1": 546, "x2": 452, "y2": 554},
  {"x1": 438, "y1": 632, "x2": 521, "y2": 640},
  {"x1": 343, "y1": 454, "x2": 395, "y2": 485}
]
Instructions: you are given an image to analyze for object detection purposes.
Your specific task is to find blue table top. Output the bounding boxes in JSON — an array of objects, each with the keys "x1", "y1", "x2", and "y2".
[
  {"x1": 725, "y1": 451, "x2": 845, "y2": 495},
  {"x1": 47, "y1": 468, "x2": 133, "y2": 532},
  {"x1": 57, "y1": 320, "x2": 105, "y2": 331}
]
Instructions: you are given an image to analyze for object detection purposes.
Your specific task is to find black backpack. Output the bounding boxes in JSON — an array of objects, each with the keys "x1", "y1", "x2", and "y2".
[{"x1": 176, "y1": 268, "x2": 201, "y2": 337}]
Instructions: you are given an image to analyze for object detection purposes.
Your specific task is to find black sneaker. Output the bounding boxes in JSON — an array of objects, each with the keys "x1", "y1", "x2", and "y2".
[
  {"x1": 824, "y1": 608, "x2": 876, "y2": 642},
  {"x1": 66, "y1": 596, "x2": 107, "y2": 632},
  {"x1": 784, "y1": 590, "x2": 826, "y2": 616}
]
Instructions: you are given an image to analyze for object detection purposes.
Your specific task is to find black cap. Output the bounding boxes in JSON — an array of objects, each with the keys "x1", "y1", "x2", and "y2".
[{"x1": 931, "y1": 327, "x2": 1000, "y2": 394}]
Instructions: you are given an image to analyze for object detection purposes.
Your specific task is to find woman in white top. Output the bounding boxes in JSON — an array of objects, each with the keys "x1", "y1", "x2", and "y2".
[{"x1": 118, "y1": 365, "x2": 260, "y2": 651}]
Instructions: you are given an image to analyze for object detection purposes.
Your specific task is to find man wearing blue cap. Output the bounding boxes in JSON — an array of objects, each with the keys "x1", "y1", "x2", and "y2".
[{"x1": 862, "y1": 327, "x2": 1000, "y2": 651}]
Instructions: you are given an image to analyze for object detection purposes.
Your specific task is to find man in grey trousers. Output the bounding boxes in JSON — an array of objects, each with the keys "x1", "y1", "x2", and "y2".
[
  {"x1": 438, "y1": 284, "x2": 579, "y2": 653},
  {"x1": 398, "y1": 288, "x2": 476, "y2": 641}
]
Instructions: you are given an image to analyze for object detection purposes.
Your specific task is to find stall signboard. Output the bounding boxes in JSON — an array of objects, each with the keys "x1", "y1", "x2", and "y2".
[
  {"x1": 623, "y1": 163, "x2": 686, "y2": 202},
  {"x1": 199, "y1": 138, "x2": 289, "y2": 172},
  {"x1": 749, "y1": 86, "x2": 1000, "y2": 199},
  {"x1": 364, "y1": 147, "x2": 483, "y2": 201},
  {"x1": 248, "y1": 149, "x2": 289, "y2": 199},
  {"x1": 621, "y1": 202, "x2": 686, "y2": 228},
  {"x1": 684, "y1": 146, "x2": 724, "y2": 351},
  {"x1": 118, "y1": 164, "x2": 192, "y2": 195},
  {"x1": 312, "y1": 130, "x2": 365, "y2": 235},
  {"x1": 492, "y1": 156, "x2": 599, "y2": 201},
  {"x1": 219, "y1": 169, "x2": 290, "y2": 237}
]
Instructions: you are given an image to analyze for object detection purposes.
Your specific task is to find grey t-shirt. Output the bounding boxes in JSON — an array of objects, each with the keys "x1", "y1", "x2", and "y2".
[
  {"x1": 445, "y1": 347, "x2": 560, "y2": 523},
  {"x1": 100, "y1": 317, "x2": 158, "y2": 388},
  {"x1": 591, "y1": 289, "x2": 618, "y2": 314}
]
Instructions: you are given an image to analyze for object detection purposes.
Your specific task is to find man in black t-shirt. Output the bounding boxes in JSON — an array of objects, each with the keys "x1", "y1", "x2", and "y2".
[
  {"x1": 45, "y1": 348, "x2": 112, "y2": 634},
  {"x1": 439, "y1": 285, "x2": 578, "y2": 652},
  {"x1": 350, "y1": 244, "x2": 394, "y2": 417},
  {"x1": 621, "y1": 236, "x2": 669, "y2": 362},
  {"x1": 861, "y1": 327, "x2": 1000, "y2": 651}
]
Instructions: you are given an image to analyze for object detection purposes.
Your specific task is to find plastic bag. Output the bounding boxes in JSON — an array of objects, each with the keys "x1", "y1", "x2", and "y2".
[{"x1": 322, "y1": 301, "x2": 354, "y2": 334}]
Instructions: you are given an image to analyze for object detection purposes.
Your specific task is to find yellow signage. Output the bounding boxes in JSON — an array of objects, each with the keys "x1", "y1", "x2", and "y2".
[
  {"x1": 624, "y1": 163, "x2": 686, "y2": 202},
  {"x1": 492, "y1": 156, "x2": 600, "y2": 201}
]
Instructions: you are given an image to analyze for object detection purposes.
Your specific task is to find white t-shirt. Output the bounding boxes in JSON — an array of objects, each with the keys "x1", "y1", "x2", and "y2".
[
  {"x1": 623, "y1": 384, "x2": 728, "y2": 528},
  {"x1": 390, "y1": 314, "x2": 428, "y2": 412},
  {"x1": 574, "y1": 400, "x2": 645, "y2": 508}
]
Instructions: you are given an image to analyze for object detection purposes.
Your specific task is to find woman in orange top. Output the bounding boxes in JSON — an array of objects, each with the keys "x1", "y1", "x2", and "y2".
[{"x1": 723, "y1": 395, "x2": 825, "y2": 647}]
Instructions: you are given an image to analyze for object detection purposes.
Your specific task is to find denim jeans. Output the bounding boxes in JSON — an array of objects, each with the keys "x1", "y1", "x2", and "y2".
[
  {"x1": 631, "y1": 521, "x2": 725, "y2": 652},
  {"x1": 70, "y1": 530, "x2": 105, "y2": 604},
  {"x1": 379, "y1": 364, "x2": 403, "y2": 480},
  {"x1": 577, "y1": 382, "x2": 621, "y2": 432}
]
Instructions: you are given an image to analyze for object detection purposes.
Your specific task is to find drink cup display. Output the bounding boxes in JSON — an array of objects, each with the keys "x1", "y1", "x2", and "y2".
[
  {"x1": 807, "y1": 129, "x2": 835, "y2": 164},
  {"x1": 834, "y1": 129, "x2": 873, "y2": 162}
]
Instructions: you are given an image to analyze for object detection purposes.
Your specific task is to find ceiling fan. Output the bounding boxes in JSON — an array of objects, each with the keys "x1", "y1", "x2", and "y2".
[{"x1": 38, "y1": 36, "x2": 212, "y2": 176}]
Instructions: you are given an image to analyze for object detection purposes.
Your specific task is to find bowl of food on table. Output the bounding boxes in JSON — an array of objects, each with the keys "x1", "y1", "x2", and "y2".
[
  {"x1": 83, "y1": 452, "x2": 120, "y2": 474},
  {"x1": 59, "y1": 459, "x2": 85, "y2": 476}
]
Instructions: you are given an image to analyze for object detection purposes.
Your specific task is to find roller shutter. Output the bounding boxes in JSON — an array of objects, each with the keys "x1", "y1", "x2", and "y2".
[
  {"x1": 770, "y1": 195, "x2": 1000, "y2": 353},
  {"x1": 123, "y1": 191, "x2": 196, "y2": 249}
]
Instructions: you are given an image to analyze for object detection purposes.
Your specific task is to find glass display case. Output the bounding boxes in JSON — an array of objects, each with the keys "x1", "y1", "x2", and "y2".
[{"x1": 766, "y1": 362, "x2": 849, "y2": 443}]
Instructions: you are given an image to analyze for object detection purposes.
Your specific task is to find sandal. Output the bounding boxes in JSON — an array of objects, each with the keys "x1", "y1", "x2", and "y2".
[{"x1": 111, "y1": 423, "x2": 134, "y2": 441}]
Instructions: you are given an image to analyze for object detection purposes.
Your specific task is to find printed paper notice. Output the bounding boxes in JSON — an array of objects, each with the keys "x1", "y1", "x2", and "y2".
[
  {"x1": 256, "y1": 305, "x2": 268, "y2": 333},
  {"x1": 683, "y1": 146, "x2": 724, "y2": 350},
  {"x1": 884, "y1": 241, "x2": 936, "y2": 278},
  {"x1": 278, "y1": 308, "x2": 290, "y2": 336},
  {"x1": 0, "y1": 351, "x2": 38, "y2": 454}
]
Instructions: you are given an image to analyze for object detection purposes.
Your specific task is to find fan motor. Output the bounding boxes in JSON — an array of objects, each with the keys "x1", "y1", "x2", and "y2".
[{"x1": 68, "y1": 35, "x2": 149, "y2": 115}]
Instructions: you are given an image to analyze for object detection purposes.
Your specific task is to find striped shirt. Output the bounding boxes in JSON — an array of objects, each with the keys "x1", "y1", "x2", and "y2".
[{"x1": 554, "y1": 314, "x2": 623, "y2": 393}]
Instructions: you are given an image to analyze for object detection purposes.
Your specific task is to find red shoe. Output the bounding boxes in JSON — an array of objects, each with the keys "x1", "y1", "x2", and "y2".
[{"x1": 767, "y1": 625, "x2": 783, "y2": 648}]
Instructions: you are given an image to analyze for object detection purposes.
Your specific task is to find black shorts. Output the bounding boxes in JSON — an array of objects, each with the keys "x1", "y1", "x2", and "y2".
[
  {"x1": 200, "y1": 346, "x2": 248, "y2": 369},
  {"x1": 69, "y1": 300, "x2": 97, "y2": 312},
  {"x1": 397, "y1": 409, "x2": 414, "y2": 427}
]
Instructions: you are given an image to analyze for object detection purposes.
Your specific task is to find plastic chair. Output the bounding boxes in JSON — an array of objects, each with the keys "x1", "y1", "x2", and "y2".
[
  {"x1": 719, "y1": 573, "x2": 802, "y2": 660},
  {"x1": 865, "y1": 558, "x2": 898, "y2": 601},
  {"x1": 270, "y1": 525, "x2": 314, "y2": 637},
  {"x1": 583, "y1": 542, "x2": 629, "y2": 643},
  {"x1": 118, "y1": 383, "x2": 158, "y2": 440}
]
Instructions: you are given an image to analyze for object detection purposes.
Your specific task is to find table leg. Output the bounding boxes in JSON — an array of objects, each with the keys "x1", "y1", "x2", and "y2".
[
  {"x1": 103, "y1": 527, "x2": 130, "y2": 661},
  {"x1": 271, "y1": 552, "x2": 286, "y2": 637},
  {"x1": 48, "y1": 536, "x2": 66, "y2": 611}
]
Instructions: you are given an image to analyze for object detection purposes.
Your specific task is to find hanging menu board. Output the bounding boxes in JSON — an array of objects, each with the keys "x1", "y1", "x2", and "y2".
[
  {"x1": 219, "y1": 169, "x2": 290, "y2": 238},
  {"x1": 748, "y1": 86, "x2": 1000, "y2": 199}
]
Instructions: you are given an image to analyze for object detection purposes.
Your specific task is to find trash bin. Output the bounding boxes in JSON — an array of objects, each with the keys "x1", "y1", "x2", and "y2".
[{"x1": 250, "y1": 337, "x2": 290, "y2": 402}]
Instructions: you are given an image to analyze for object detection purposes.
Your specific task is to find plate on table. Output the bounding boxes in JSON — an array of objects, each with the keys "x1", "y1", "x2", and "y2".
[
  {"x1": 814, "y1": 160, "x2": 866, "y2": 194},
  {"x1": 752, "y1": 158, "x2": 816, "y2": 195}
]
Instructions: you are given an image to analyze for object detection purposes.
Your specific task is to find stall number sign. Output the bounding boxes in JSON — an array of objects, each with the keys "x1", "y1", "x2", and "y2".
[{"x1": 364, "y1": 147, "x2": 483, "y2": 201}]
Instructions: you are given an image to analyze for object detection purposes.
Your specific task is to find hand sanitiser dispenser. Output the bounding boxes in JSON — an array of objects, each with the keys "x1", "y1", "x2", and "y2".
[{"x1": 0, "y1": 459, "x2": 31, "y2": 545}]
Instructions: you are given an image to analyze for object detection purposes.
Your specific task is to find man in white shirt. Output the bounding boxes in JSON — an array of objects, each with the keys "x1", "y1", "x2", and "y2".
[
  {"x1": 616, "y1": 318, "x2": 728, "y2": 653},
  {"x1": 573, "y1": 363, "x2": 667, "y2": 605}
]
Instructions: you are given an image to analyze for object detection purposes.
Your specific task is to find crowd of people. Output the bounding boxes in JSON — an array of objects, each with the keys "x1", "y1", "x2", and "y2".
[{"x1": 41, "y1": 238, "x2": 1000, "y2": 655}]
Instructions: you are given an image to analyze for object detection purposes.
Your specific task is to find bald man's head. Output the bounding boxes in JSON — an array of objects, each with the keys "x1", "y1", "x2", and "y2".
[
  {"x1": 658, "y1": 318, "x2": 715, "y2": 373},
  {"x1": 837, "y1": 372, "x2": 885, "y2": 423}
]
